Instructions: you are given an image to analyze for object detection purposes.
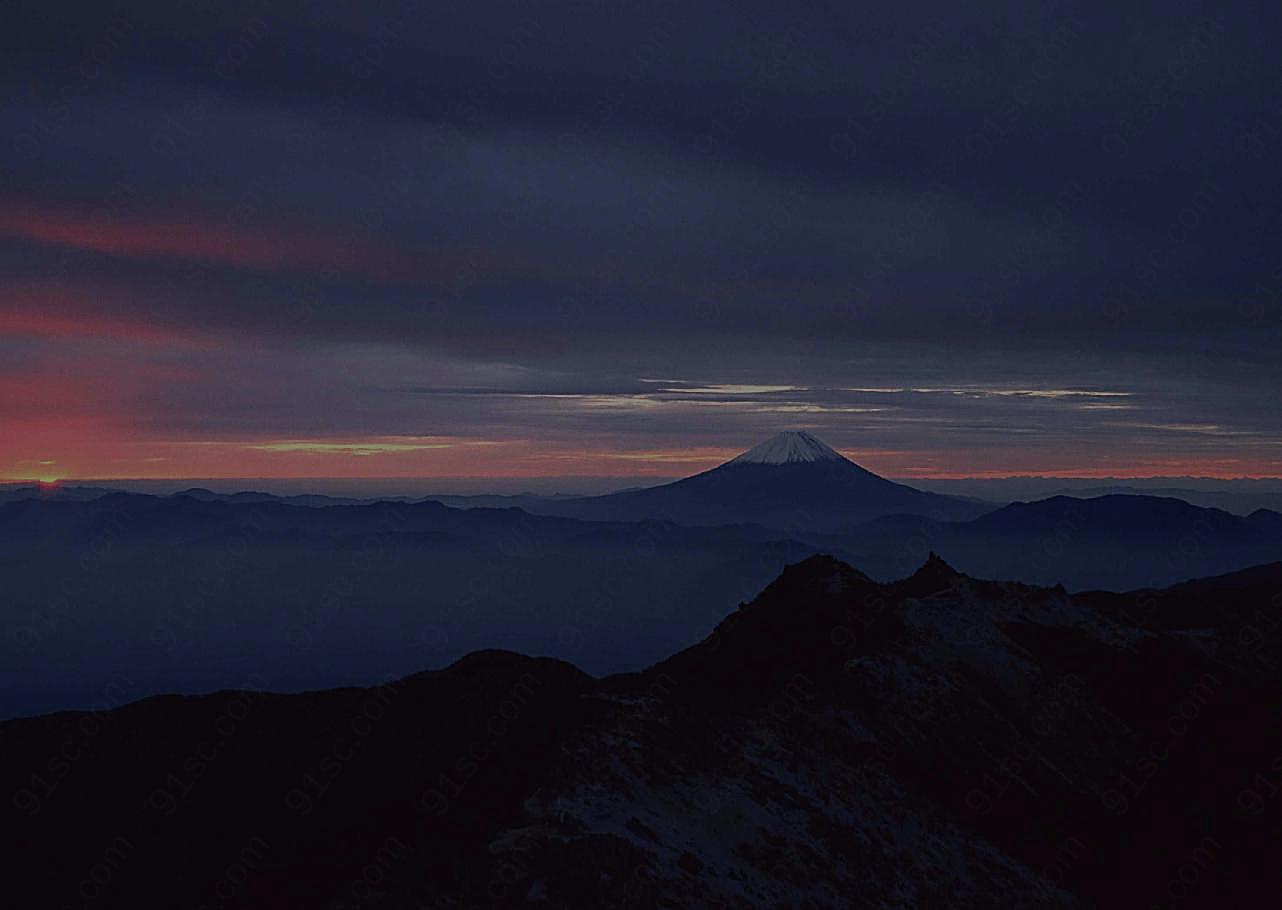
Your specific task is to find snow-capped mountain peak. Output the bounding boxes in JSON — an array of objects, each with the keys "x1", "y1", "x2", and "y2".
[{"x1": 727, "y1": 430, "x2": 847, "y2": 466}]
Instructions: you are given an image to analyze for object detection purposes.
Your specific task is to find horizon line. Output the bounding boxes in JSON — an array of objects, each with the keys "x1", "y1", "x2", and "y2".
[{"x1": 7, "y1": 472, "x2": 1282, "y2": 485}]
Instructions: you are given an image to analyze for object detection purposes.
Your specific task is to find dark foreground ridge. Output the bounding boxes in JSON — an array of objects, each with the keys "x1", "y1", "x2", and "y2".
[{"x1": 3, "y1": 555, "x2": 1281, "y2": 908}]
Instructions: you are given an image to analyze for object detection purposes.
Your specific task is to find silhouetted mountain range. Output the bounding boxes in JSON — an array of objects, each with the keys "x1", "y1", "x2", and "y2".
[
  {"x1": 0, "y1": 492, "x2": 813, "y2": 718},
  {"x1": 4, "y1": 555, "x2": 1278, "y2": 908},
  {"x1": 4, "y1": 451, "x2": 1281, "y2": 718},
  {"x1": 0, "y1": 483, "x2": 404, "y2": 508},
  {"x1": 826, "y1": 494, "x2": 1282, "y2": 590},
  {"x1": 909, "y1": 477, "x2": 1282, "y2": 516}
]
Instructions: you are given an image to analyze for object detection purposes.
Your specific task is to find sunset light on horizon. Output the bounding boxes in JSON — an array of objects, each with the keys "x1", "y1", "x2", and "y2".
[{"x1": 2, "y1": 3, "x2": 1279, "y2": 486}]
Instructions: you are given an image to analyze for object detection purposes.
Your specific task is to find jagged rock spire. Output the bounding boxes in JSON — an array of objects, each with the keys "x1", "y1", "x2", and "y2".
[{"x1": 901, "y1": 552, "x2": 965, "y2": 595}]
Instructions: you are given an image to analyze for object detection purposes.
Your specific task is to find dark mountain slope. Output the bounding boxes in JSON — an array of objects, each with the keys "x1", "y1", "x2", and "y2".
[
  {"x1": 1077, "y1": 559, "x2": 1282, "y2": 685},
  {"x1": 0, "y1": 494, "x2": 818, "y2": 718},
  {"x1": 1167, "y1": 559, "x2": 1282, "y2": 591},
  {"x1": 0, "y1": 651, "x2": 594, "y2": 908},
  {"x1": 3, "y1": 556, "x2": 1279, "y2": 908}
]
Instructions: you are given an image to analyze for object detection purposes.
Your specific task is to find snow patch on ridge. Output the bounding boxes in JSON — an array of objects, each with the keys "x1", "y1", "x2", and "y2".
[{"x1": 727, "y1": 431, "x2": 847, "y2": 466}]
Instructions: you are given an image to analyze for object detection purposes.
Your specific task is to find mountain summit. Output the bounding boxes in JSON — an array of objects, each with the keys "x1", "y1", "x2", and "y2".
[
  {"x1": 727, "y1": 430, "x2": 845, "y2": 465},
  {"x1": 530, "y1": 430, "x2": 993, "y2": 530}
]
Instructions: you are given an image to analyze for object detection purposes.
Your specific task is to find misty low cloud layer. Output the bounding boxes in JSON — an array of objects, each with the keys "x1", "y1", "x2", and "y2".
[{"x1": 1, "y1": 1, "x2": 1280, "y2": 478}]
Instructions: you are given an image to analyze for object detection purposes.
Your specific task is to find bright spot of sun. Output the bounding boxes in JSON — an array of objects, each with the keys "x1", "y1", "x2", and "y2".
[{"x1": 28, "y1": 460, "x2": 61, "y2": 484}]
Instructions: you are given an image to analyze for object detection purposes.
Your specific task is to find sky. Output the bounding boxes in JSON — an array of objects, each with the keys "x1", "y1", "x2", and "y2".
[{"x1": 3, "y1": 1, "x2": 1281, "y2": 484}]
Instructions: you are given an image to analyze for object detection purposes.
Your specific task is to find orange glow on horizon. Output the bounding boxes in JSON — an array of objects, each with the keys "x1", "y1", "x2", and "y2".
[{"x1": 3, "y1": 439, "x2": 1280, "y2": 484}]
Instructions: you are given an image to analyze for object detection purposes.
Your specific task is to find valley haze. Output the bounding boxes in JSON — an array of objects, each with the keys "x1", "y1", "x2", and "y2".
[{"x1": 5, "y1": 432, "x2": 1281, "y2": 720}]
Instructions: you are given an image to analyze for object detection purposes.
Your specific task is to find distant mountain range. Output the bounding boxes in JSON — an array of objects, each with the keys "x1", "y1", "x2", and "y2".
[
  {"x1": 3, "y1": 433, "x2": 1281, "y2": 717},
  {"x1": 1048, "y1": 484, "x2": 1282, "y2": 515},
  {"x1": 910, "y1": 477, "x2": 1282, "y2": 516},
  {"x1": 1, "y1": 431, "x2": 994, "y2": 529},
  {"x1": 4, "y1": 555, "x2": 1278, "y2": 908},
  {"x1": 825, "y1": 493, "x2": 1282, "y2": 590},
  {"x1": 0, "y1": 492, "x2": 814, "y2": 718},
  {"x1": 0, "y1": 483, "x2": 397, "y2": 508}
]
